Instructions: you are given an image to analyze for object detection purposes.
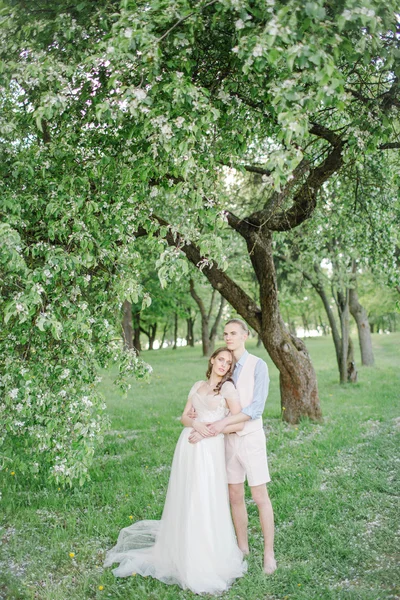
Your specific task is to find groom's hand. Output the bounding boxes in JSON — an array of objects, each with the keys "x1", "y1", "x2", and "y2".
[
  {"x1": 188, "y1": 406, "x2": 197, "y2": 419},
  {"x1": 188, "y1": 429, "x2": 203, "y2": 444},
  {"x1": 208, "y1": 419, "x2": 225, "y2": 436}
]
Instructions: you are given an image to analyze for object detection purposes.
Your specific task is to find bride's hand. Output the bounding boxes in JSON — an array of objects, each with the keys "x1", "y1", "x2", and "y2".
[
  {"x1": 193, "y1": 421, "x2": 214, "y2": 437},
  {"x1": 188, "y1": 429, "x2": 203, "y2": 444}
]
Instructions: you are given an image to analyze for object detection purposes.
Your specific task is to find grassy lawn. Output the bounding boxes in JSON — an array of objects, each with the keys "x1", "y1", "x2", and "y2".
[{"x1": 1, "y1": 333, "x2": 399, "y2": 600}]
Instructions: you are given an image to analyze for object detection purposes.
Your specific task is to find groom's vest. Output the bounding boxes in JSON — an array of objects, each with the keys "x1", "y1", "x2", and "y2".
[{"x1": 235, "y1": 353, "x2": 263, "y2": 436}]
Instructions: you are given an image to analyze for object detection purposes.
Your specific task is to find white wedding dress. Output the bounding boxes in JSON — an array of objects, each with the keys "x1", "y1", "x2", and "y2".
[{"x1": 104, "y1": 380, "x2": 246, "y2": 594}]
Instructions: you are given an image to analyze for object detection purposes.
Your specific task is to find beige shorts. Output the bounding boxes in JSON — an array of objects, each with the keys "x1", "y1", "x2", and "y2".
[{"x1": 225, "y1": 428, "x2": 271, "y2": 487}]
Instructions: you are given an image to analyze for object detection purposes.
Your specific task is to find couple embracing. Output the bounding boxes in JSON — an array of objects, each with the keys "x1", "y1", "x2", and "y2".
[{"x1": 104, "y1": 319, "x2": 276, "y2": 594}]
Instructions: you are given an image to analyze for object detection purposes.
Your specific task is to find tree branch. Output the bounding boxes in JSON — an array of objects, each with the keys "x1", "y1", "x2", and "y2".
[
  {"x1": 153, "y1": 217, "x2": 262, "y2": 331},
  {"x1": 378, "y1": 142, "x2": 400, "y2": 150}
]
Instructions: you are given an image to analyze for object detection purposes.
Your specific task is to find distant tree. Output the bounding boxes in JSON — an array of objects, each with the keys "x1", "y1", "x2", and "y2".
[{"x1": 189, "y1": 278, "x2": 226, "y2": 356}]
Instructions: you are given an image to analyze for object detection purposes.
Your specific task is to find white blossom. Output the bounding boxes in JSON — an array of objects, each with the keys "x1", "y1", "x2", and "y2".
[
  {"x1": 252, "y1": 44, "x2": 264, "y2": 57},
  {"x1": 60, "y1": 369, "x2": 70, "y2": 380},
  {"x1": 235, "y1": 19, "x2": 245, "y2": 30},
  {"x1": 9, "y1": 388, "x2": 19, "y2": 399},
  {"x1": 133, "y1": 88, "x2": 147, "y2": 101},
  {"x1": 150, "y1": 187, "x2": 159, "y2": 198},
  {"x1": 82, "y1": 396, "x2": 93, "y2": 408}
]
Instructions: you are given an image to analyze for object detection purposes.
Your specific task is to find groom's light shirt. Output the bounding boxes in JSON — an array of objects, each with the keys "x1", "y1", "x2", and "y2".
[{"x1": 232, "y1": 350, "x2": 269, "y2": 420}]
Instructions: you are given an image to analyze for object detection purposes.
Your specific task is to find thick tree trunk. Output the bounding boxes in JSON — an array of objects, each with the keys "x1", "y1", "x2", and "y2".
[
  {"x1": 249, "y1": 230, "x2": 322, "y2": 424},
  {"x1": 173, "y1": 312, "x2": 178, "y2": 350},
  {"x1": 347, "y1": 337, "x2": 357, "y2": 383},
  {"x1": 133, "y1": 312, "x2": 141, "y2": 353},
  {"x1": 349, "y1": 286, "x2": 374, "y2": 366},
  {"x1": 122, "y1": 300, "x2": 134, "y2": 350}
]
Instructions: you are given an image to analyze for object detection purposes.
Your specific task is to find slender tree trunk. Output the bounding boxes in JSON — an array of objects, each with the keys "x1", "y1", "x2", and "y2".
[
  {"x1": 208, "y1": 295, "x2": 226, "y2": 354},
  {"x1": 370, "y1": 322, "x2": 375, "y2": 333},
  {"x1": 319, "y1": 315, "x2": 328, "y2": 336},
  {"x1": 173, "y1": 312, "x2": 178, "y2": 350},
  {"x1": 161, "y1": 322, "x2": 168, "y2": 348},
  {"x1": 122, "y1": 300, "x2": 134, "y2": 350},
  {"x1": 301, "y1": 312, "x2": 309, "y2": 337},
  {"x1": 133, "y1": 312, "x2": 141, "y2": 353},
  {"x1": 148, "y1": 323, "x2": 157, "y2": 350},
  {"x1": 257, "y1": 334, "x2": 262, "y2": 347},
  {"x1": 190, "y1": 279, "x2": 210, "y2": 356},
  {"x1": 186, "y1": 316, "x2": 195, "y2": 347},
  {"x1": 349, "y1": 283, "x2": 374, "y2": 366},
  {"x1": 336, "y1": 289, "x2": 358, "y2": 384},
  {"x1": 201, "y1": 322, "x2": 210, "y2": 356},
  {"x1": 312, "y1": 279, "x2": 342, "y2": 375},
  {"x1": 248, "y1": 230, "x2": 322, "y2": 423}
]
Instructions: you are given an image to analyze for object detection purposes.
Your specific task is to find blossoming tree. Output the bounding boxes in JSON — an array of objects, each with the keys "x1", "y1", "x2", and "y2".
[{"x1": 1, "y1": 0, "x2": 399, "y2": 481}]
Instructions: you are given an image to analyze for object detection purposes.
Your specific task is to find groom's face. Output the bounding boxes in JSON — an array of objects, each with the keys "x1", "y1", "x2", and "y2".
[{"x1": 223, "y1": 323, "x2": 248, "y2": 352}]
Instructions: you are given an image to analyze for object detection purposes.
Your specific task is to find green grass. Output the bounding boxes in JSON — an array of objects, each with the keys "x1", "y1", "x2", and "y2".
[{"x1": 1, "y1": 334, "x2": 399, "y2": 600}]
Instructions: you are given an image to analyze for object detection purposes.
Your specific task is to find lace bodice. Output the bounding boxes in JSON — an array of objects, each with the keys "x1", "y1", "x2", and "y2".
[{"x1": 188, "y1": 381, "x2": 238, "y2": 423}]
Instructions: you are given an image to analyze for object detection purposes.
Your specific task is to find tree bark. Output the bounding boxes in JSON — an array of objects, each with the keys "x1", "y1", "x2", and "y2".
[
  {"x1": 190, "y1": 280, "x2": 226, "y2": 356},
  {"x1": 347, "y1": 337, "x2": 357, "y2": 383},
  {"x1": 312, "y1": 276, "x2": 342, "y2": 374},
  {"x1": 149, "y1": 323, "x2": 157, "y2": 350},
  {"x1": 161, "y1": 322, "x2": 168, "y2": 348},
  {"x1": 247, "y1": 229, "x2": 322, "y2": 423},
  {"x1": 122, "y1": 300, "x2": 134, "y2": 350},
  {"x1": 208, "y1": 294, "x2": 226, "y2": 354},
  {"x1": 335, "y1": 288, "x2": 358, "y2": 384},
  {"x1": 190, "y1": 279, "x2": 210, "y2": 356},
  {"x1": 133, "y1": 312, "x2": 141, "y2": 353},
  {"x1": 349, "y1": 279, "x2": 375, "y2": 366},
  {"x1": 140, "y1": 322, "x2": 157, "y2": 350},
  {"x1": 186, "y1": 316, "x2": 195, "y2": 347}
]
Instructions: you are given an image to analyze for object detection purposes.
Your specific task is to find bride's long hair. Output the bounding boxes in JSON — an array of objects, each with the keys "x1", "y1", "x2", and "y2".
[{"x1": 206, "y1": 347, "x2": 236, "y2": 394}]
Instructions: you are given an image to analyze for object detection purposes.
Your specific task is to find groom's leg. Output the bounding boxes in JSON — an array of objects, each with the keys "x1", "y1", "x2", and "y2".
[
  {"x1": 250, "y1": 484, "x2": 276, "y2": 574},
  {"x1": 228, "y1": 483, "x2": 249, "y2": 555}
]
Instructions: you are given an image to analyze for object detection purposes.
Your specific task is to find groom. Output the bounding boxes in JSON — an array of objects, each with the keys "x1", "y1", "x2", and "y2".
[{"x1": 190, "y1": 318, "x2": 276, "y2": 574}]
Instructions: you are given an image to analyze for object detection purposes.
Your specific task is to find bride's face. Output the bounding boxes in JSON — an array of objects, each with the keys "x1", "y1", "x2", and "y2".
[{"x1": 211, "y1": 351, "x2": 233, "y2": 378}]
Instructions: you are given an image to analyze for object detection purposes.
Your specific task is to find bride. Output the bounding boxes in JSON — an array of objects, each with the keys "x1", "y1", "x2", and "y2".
[{"x1": 104, "y1": 347, "x2": 247, "y2": 594}]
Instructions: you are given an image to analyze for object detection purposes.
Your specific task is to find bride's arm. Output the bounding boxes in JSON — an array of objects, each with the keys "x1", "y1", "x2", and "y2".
[{"x1": 181, "y1": 399, "x2": 213, "y2": 437}]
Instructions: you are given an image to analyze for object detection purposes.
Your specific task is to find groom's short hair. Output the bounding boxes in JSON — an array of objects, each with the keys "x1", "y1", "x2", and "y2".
[{"x1": 225, "y1": 318, "x2": 250, "y2": 334}]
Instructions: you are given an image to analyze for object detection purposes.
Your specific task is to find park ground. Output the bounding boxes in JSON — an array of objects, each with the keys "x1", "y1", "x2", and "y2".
[{"x1": 1, "y1": 333, "x2": 399, "y2": 600}]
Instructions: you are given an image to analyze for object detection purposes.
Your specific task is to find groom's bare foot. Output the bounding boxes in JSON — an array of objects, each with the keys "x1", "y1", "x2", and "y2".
[
  {"x1": 240, "y1": 546, "x2": 250, "y2": 556},
  {"x1": 263, "y1": 554, "x2": 277, "y2": 574}
]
